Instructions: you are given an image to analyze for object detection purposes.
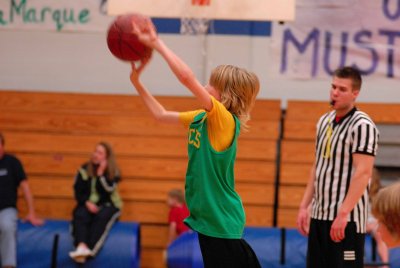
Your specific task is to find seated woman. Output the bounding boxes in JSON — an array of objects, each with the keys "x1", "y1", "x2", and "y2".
[
  {"x1": 69, "y1": 142, "x2": 122, "y2": 263},
  {"x1": 372, "y1": 182, "x2": 400, "y2": 248}
]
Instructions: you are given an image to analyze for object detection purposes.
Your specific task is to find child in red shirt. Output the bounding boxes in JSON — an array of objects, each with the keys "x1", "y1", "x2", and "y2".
[{"x1": 167, "y1": 189, "x2": 190, "y2": 245}]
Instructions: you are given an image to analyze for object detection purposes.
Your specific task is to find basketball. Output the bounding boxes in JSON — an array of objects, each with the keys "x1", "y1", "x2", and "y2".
[{"x1": 107, "y1": 13, "x2": 154, "y2": 62}]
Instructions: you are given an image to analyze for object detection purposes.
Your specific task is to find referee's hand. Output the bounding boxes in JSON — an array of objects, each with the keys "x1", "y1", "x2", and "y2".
[
  {"x1": 296, "y1": 207, "x2": 310, "y2": 236},
  {"x1": 330, "y1": 214, "x2": 347, "y2": 242}
]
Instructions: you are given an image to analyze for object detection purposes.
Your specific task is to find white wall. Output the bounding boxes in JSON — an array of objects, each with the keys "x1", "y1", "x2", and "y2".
[{"x1": 0, "y1": 30, "x2": 399, "y2": 106}]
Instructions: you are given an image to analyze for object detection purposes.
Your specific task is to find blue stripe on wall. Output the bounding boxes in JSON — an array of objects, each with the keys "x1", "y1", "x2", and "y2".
[
  {"x1": 152, "y1": 18, "x2": 271, "y2": 36},
  {"x1": 152, "y1": 18, "x2": 181, "y2": 34}
]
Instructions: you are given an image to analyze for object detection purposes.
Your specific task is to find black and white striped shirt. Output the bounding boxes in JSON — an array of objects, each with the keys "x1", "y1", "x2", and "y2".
[{"x1": 311, "y1": 107, "x2": 379, "y2": 233}]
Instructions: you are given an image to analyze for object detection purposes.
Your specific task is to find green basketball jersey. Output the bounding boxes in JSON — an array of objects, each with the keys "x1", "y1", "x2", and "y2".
[{"x1": 184, "y1": 112, "x2": 245, "y2": 239}]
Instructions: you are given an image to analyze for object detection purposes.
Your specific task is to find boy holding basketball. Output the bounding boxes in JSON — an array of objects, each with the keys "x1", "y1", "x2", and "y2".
[{"x1": 129, "y1": 18, "x2": 261, "y2": 268}]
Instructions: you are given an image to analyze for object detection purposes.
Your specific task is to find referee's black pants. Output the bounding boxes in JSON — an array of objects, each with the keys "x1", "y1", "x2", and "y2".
[
  {"x1": 307, "y1": 219, "x2": 365, "y2": 268},
  {"x1": 198, "y1": 233, "x2": 261, "y2": 268},
  {"x1": 71, "y1": 204, "x2": 120, "y2": 256}
]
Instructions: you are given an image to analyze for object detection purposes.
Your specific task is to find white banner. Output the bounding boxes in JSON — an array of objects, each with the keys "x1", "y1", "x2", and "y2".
[
  {"x1": 0, "y1": 0, "x2": 113, "y2": 32},
  {"x1": 272, "y1": 0, "x2": 400, "y2": 79}
]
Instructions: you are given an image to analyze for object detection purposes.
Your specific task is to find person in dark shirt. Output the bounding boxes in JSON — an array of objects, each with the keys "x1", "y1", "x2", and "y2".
[
  {"x1": 69, "y1": 142, "x2": 122, "y2": 264},
  {"x1": 0, "y1": 132, "x2": 43, "y2": 268}
]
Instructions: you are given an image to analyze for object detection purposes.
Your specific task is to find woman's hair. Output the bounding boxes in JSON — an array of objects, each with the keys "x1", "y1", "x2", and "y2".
[
  {"x1": 369, "y1": 167, "x2": 382, "y2": 200},
  {"x1": 87, "y1": 142, "x2": 119, "y2": 181},
  {"x1": 209, "y1": 65, "x2": 260, "y2": 131},
  {"x1": 0, "y1": 132, "x2": 4, "y2": 145},
  {"x1": 168, "y1": 189, "x2": 185, "y2": 204},
  {"x1": 372, "y1": 182, "x2": 400, "y2": 239}
]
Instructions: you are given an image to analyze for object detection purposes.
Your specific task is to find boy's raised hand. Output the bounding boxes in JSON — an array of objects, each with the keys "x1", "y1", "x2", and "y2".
[{"x1": 132, "y1": 17, "x2": 159, "y2": 49}]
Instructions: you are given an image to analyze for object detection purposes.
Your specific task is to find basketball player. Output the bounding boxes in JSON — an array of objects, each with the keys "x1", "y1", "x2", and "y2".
[{"x1": 129, "y1": 19, "x2": 261, "y2": 267}]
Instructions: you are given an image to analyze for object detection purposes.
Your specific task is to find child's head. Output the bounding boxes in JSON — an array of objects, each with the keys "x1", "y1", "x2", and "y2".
[
  {"x1": 167, "y1": 189, "x2": 185, "y2": 207},
  {"x1": 209, "y1": 65, "x2": 260, "y2": 131},
  {"x1": 372, "y1": 182, "x2": 400, "y2": 248}
]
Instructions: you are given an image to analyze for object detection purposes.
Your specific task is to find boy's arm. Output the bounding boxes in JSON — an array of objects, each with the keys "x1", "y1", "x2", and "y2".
[
  {"x1": 155, "y1": 40, "x2": 212, "y2": 111},
  {"x1": 130, "y1": 63, "x2": 180, "y2": 124},
  {"x1": 133, "y1": 20, "x2": 213, "y2": 111},
  {"x1": 168, "y1": 222, "x2": 178, "y2": 246}
]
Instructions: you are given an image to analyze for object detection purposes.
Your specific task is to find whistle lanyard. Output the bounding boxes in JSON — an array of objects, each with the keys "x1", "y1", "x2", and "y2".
[{"x1": 324, "y1": 118, "x2": 333, "y2": 159}]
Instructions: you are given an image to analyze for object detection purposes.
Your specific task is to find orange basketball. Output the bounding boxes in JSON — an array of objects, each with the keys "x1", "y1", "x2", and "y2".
[{"x1": 107, "y1": 13, "x2": 154, "y2": 62}]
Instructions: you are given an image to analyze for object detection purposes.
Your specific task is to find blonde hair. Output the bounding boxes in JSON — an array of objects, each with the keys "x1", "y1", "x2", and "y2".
[
  {"x1": 168, "y1": 189, "x2": 185, "y2": 204},
  {"x1": 87, "y1": 142, "x2": 120, "y2": 181},
  {"x1": 209, "y1": 65, "x2": 260, "y2": 131},
  {"x1": 372, "y1": 182, "x2": 400, "y2": 239}
]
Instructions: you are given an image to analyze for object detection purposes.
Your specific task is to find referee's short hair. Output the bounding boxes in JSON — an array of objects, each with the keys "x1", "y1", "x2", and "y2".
[
  {"x1": 334, "y1": 66, "x2": 362, "y2": 91},
  {"x1": 0, "y1": 132, "x2": 4, "y2": 145}
]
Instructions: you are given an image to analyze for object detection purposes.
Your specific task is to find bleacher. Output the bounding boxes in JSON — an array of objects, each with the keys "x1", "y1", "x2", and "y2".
[
  {"x1": 1, "y1": 90, "x2": 399, "y2": 267},
  {"x1": 0, "y1": 90, "x2": 281, "y2": 268}
]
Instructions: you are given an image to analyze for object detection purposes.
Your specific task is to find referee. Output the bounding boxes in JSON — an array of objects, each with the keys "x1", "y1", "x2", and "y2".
[{"x1": 297, "y1": 66, "x2": 379, "y2": 268}]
